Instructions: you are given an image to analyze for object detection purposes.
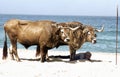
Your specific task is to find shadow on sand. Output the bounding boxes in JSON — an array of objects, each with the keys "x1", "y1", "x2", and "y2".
[
  {"x1": 20, "y1": 58, "x2": 40, "y2": 61},
  {"x1": 20, "y1": 55, "x2": 103, "y2": 64},
  {"x1": 48, "y1": 55, "x2": 102, "y2": 63}
]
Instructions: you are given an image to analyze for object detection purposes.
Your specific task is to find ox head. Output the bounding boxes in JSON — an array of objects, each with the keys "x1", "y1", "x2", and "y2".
[
  {"x1": 58, "y1": 22, "x2": 83, "y2": 43},
  {"x1": 59, "y1": 27, "x2": 71, "y2": 42},
  {"x1": 53, "y1": 23, "x2": 104, "y2": 46},
  {"x1": 51, "y1": 23, "x2": 71, "y2": 43},
  {"x1": 59, "y1": 26, "x2": 81, "y2": 44},
  {"x1": 59, "y1": 25, "x2": 104, "y2": 49},
  {"x1": 83, "y1": 25, "x2": 104, "y2": 44}
]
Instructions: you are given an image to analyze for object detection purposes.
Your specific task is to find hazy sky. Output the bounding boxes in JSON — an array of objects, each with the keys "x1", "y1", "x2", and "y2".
[{"x1": 0, "y1": 0, "x2": 119, "y2": 16}]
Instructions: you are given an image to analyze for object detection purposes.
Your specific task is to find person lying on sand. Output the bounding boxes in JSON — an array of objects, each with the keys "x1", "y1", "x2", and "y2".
[
  {"x1": 74, "y1": 51, "x2": 91, "y2": 60},
  {"x1": 49, "y1": 51, "x2": 92, "y2": 61}
]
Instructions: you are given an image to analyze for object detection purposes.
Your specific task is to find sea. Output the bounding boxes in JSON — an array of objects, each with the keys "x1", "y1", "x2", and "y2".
[{"x1": 0, "y1": 14, "x2": 120, "y2": 53}]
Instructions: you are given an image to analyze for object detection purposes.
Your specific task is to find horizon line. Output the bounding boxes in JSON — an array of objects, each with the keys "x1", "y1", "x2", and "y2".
[{"x1": 0, "y1": 13, "x2": 119, "y2": 17}]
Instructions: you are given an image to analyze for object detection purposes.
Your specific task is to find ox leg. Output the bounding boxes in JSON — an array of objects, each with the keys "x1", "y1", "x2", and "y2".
[
  {"x1": 69, "y1": 46, "x2": 76, "y2": 61},
  {"x1": 40, "y1": 46, "x2": 47, "y2": 62},
  {"x1": 70, "y1": 51, "x2": 76, "y2": 61},
  {"x1": 36, "y1": 45, "x2": 40, "y2": 57},
  {"x1": 9, "y1": 45, "x2": 15, "y2": 60},
  {"x1": 46, "y1": 52, "x2": 49, "y2": 60},
  {"x1": 36, "y1": 45, "x2": 49, "y2": 61},
  {"x1": 13, "y1": 46, "x2": 20, "y2": 62},
  {"x1": 11, "y1": 40, "x2": 20, "y2": 62}
]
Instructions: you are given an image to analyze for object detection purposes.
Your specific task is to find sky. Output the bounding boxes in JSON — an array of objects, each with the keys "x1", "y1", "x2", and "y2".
[{"x1": 0, "y1": 0, "x2": 119, "y2": 16}]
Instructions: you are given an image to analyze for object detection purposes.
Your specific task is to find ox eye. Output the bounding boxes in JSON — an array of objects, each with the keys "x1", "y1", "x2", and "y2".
[
  {"x1": 95, "y1": 34, "x2": 97, "y2": 37},
  {"x1": 61, "y1": 29, "x2": 64, "y2": 33},
  {"x1": 88, "y1": 32, "x2": 91, "y2": 35}
]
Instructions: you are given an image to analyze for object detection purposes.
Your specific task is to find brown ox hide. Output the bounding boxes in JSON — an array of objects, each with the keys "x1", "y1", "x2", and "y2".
[
  {"x1": 58, "y1": 21, "x2": 83, "y2": 28},
  {"x1": 2, "y1": 19, "x2": 65, "y2": 62}
]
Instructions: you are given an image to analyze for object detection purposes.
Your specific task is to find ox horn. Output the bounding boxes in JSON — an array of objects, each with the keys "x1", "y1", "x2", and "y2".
[
  {"x1": 69, "y1": 26, "x2": 80, "y2": 31},
  {"x1": 95, "y1": 25, "x2": 104, "y2": 32}
]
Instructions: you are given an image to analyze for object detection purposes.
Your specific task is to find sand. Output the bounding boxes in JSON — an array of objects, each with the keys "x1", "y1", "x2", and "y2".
[{"x1": 0, "y1": 48, "x2": 120, "y2": 77}]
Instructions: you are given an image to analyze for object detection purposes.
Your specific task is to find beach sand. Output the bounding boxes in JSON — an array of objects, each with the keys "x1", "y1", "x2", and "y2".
[{"x1": 0, "y1": 48, "x2": 120, "y2": 77}]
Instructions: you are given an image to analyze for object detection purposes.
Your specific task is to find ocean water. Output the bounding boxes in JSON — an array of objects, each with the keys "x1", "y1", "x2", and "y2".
[{"x1": 0, "y1": 14, "x2": 120, "y2": 53}]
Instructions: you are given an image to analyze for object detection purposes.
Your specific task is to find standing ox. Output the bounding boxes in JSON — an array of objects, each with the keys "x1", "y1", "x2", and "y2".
[
  {"x1": 2, "y1": 19, "x2": 71, "y2": 62},
  {"x1": 58, "y1": 22, "x2": 104, "y2": 61}
]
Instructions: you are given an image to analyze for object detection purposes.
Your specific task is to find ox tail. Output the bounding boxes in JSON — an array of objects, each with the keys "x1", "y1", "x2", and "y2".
[{"x1": 2, "y1": 30, "x2": 8, "y2": 60}]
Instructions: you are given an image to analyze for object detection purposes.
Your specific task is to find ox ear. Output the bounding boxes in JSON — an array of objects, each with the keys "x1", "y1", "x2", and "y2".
[
  {"x1": 51, "y1": 23, "x2": 61, "y2": 35},
  {"x1": 51, "y1": 23, "x2": 58, "y2": 27},
  {"x1": 55, "y1": 23, "x2": 65, "y2": 29},
  {"x1": 94, "y1": 25, "x2": 104, "y2": 32}
]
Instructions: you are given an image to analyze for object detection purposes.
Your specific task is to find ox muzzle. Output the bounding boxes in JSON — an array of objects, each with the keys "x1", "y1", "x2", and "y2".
[
  {"x1": 92, "y1": 38, "x2": 97, "y2": 44},
  {"x1": 60, "y1": 29, "x2": 70, "y2": 42},
  {"x1": 92, "y1": 25, "x2": 104, "y2": 44}
]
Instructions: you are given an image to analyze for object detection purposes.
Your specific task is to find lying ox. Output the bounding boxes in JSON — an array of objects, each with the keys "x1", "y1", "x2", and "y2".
[
  {"x1": 2, "y1": 19, "x2": 72, "y2": 62},
  {"x1": 57, "y1": 22, "x2": 104, "y2": 61}
]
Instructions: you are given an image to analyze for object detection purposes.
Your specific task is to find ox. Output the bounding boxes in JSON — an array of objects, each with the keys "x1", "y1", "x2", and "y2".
[
  {"x1": 2, "y1": 19, "x2": 73, "y2": 62},
  {"x1": 57, "y1": 22, "x2": 104, "y2": 60}
]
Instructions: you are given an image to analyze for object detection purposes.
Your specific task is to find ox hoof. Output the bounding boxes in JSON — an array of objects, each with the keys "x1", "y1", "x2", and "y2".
[
  {"x1": 70, "y1": 59, "x2": 74, "y2": 61},
  {"x1": 41, "y1": 59, "x2": 47, "y2": 63},
  {"x1": 2, "y1": 57, "x2": 7, "y2": 60},
  {"x1": 41, "y1": 60, "x2": 45, "y2": 63},
  {"x1": 11, "y1": 57, "x2": 15, "y2": 60},
  {"x1": 16, "y1": 59, "x2": 21, "y2": 62},
  {"x1": 46, "y1": 57, "x2": 50, "y2": 61}
]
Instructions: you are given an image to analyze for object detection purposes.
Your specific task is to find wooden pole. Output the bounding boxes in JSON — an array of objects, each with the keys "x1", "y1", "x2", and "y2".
[{"x1": 116, "y1": 5, "x2": 118, "y2": 65}]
